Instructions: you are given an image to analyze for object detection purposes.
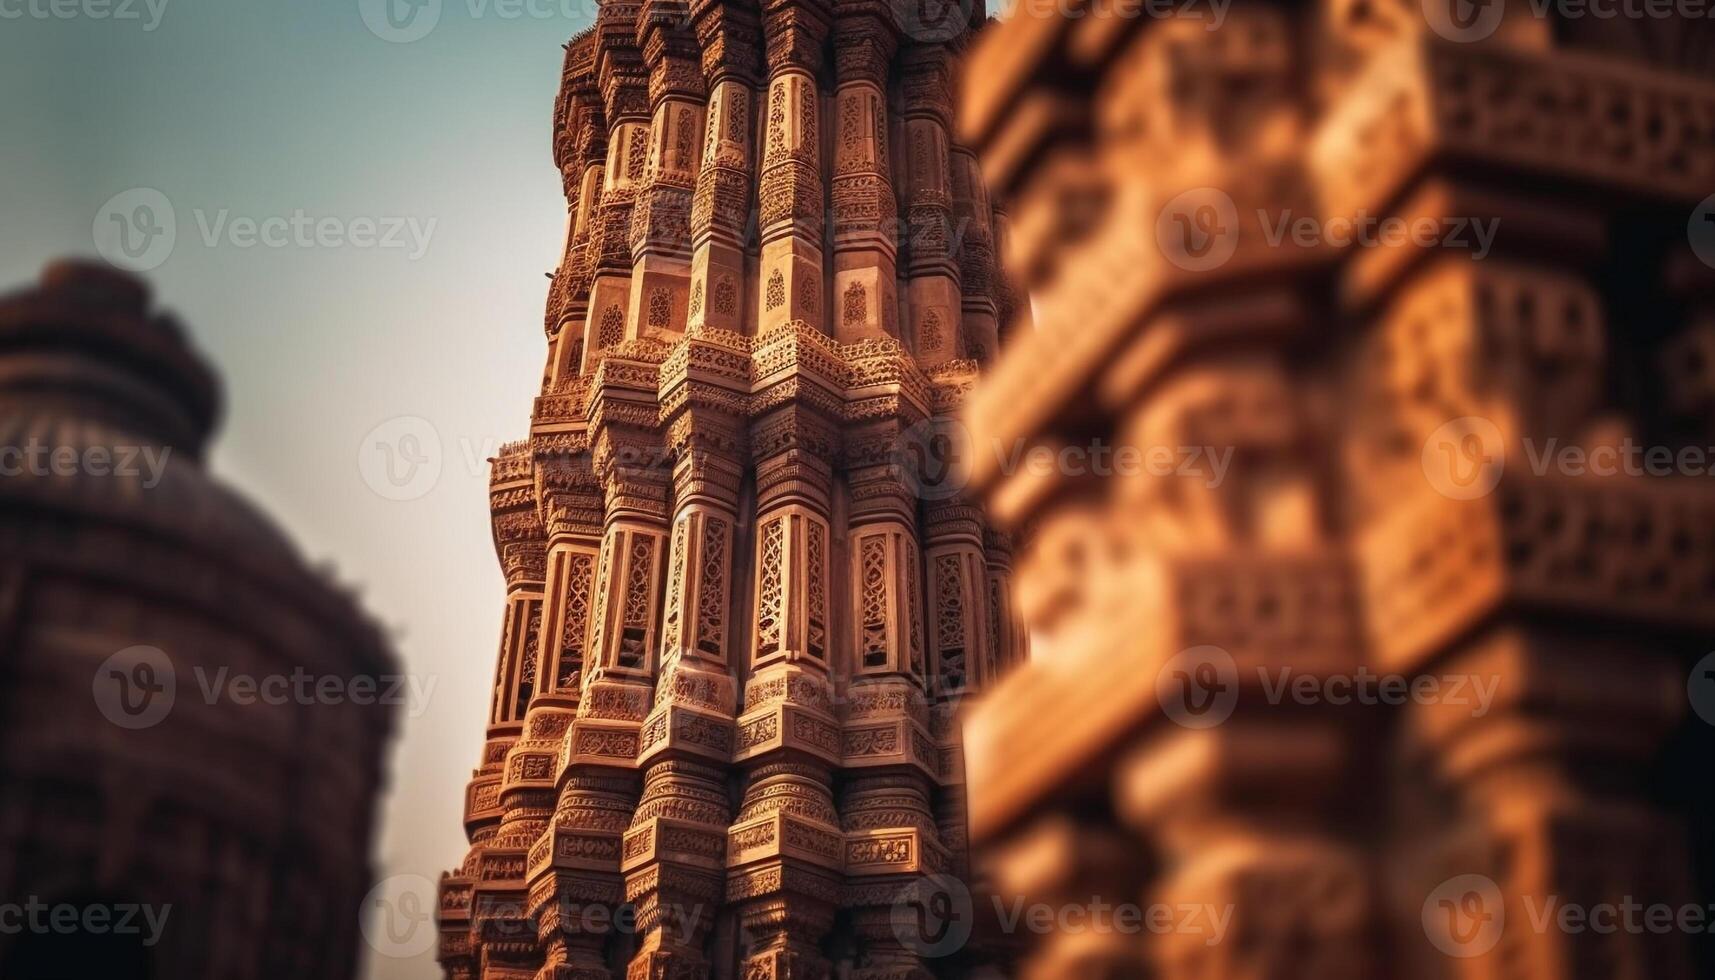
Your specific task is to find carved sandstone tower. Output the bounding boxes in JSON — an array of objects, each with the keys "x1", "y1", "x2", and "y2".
[
  {"x1": 438, "y1": 2, "x2": 1029, "y2": 977},
  {"x1": 958, "y1": 3, "x2": 1715, "y2": 980}
]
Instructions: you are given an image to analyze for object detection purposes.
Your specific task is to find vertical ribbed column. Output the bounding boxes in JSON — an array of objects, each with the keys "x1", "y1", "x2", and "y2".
[
  {"x1": 830, "y1": 12, "x2": 899, "y2": 344},
  {"x1": 922, "y1": 500, "x2": 991, "y2": 699},
  {"x1": 525, "y1": 463, "x2": 607, "y2": 980},
  {"x1": 582, "y1": 3, "x2": 651, "y2": 371},
  {"x1": 898, "y1": 47, "x2": 961, "y2": 366},
  {"x1": 687, "y1": 0, "x2": 761, "y2": 337},
  {"x1": 547, "y1": 34, "x2": 605, "y2": 389},
  {"x1": 542, "y1": 361, "x2": 669, "y2": 980},
  {"x1": 578, "y1": 428, "x2": 670, "y2": 724},
  {"x1": 841, "y1": 431, "x2": 945, "y2": 980},
  {"x1": 474, "y1": 445, "x2": 551, "y2": 980},
  {"x1": 756, "y1": 3, "x2": 830, "y2": 334},
  {"x1": 443, "y1": 445, "x2": 545, "y2": 979},
  {"x1": 988, "y1": 200, "x2": 1032, "y2": 343},
  {"x1": 621, "y1": 401, "x2": 746, "y2": 980},
  {"x1": 729, "y1": 407, "x2": 844, "y2": 979},
  {"x1": 921, "y1": 498, "x2": 990, "y2": 890},
  {"x1": 951, "y1": 147, "x2": 998, "y2": 364},
  {"x1": 551, "y1": 140, "x2": 606, "y2": 389},
  {"x1": 982, "y1": 528, "x2": 1023, "y2": 674},
  {"x1": 627, "y1": 0, "x2": 703, "y2": 341}
]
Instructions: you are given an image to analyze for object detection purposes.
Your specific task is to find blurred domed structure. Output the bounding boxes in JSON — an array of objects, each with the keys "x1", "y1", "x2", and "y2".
[{"x1": 0, "y1": 260, "x2": 398, "y2": 980}]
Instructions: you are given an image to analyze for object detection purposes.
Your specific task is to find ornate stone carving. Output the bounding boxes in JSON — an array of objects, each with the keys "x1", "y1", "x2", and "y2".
[{"x1": 443, "y1": 9, "x2": 1017, "y2": 978}]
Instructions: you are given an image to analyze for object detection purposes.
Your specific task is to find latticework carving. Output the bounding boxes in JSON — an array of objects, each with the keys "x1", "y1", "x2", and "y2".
[{"x1": 755, "y1": 517, "x2": 784, "y2": 658}]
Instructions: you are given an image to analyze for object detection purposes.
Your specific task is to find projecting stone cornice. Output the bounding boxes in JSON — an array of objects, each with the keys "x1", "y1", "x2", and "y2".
[{"x1": 542, "y1": 321, "x2": 973, "y2": 429}]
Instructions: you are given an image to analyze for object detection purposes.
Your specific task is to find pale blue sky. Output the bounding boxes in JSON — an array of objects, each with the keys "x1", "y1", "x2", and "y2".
[{"x1": 1, "y1": 1, "x2": 594, "y2": 975}]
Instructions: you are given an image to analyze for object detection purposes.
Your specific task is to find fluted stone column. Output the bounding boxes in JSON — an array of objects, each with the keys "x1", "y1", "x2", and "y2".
[
  {"x1": 756, "y1": 4, "x2": 830, "y2": 334},
  {"x1": 830, "y1": 10, "x2": 900, "y2": 344},
  {"x1": 988, "y1": 201, "x2": 1032, "y2": 344},
  {"x1": 444, "y1": 444, "x2": 549, "y2": 979},
  {"x1": 840, "y1": 430, "x2": 946, "y2": 980},
  {"x1": 951, "y1": 147, "x2": 998, "y2": 364},
  {"x1": 477, "y1": 445, "x2": 552, "y2": 980},
  {"x1": 621, "y1": 405, "x2": 746, "y2": 980},
  {"x1": 898, "y1": 47, "x2": 961, "y2": 366},
  {"x1": 729, "y1": 408, "x2": 845, "y2": 979},
  {"x1": 920, "y1": 498, "x2": 990, "y2": 897},
  {"x1": 547, "y1": 37, "x2": 605, "y2": 388},
  {"x1": 582, "y1": 4, "x2": 652, "y2": 370},
  {"x1": 627, "y1": 0, "x2": 704, "y2": 341},
  {"x1": 686, "y1": 0, "x2": 761, "y2": 337},
  {"x1": 982, "y1": 529, "x2": 1023, "y2": 674},
  {"x1": 526, "y1": 466, "x2": 608, "y2": 980}
]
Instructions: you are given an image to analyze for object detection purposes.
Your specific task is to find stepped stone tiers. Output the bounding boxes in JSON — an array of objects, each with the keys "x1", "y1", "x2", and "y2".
[
  {"x1": 437, "y1": 2, "x2": 1030, "y2": 977},
  {"x1": 958, "y1": 4, "x2": 1715, "y2": 980},
  {"x1": 0, "y1": 262, "x2": 398, "y2": 979}
]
